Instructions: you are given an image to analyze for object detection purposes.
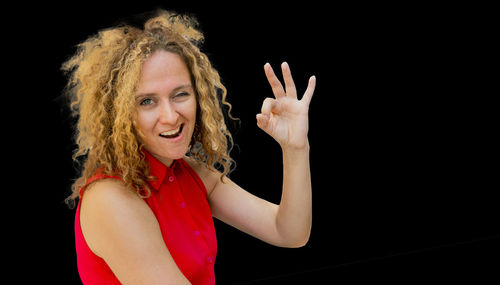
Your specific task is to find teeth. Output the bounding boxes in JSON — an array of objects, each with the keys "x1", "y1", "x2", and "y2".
[{"x1": 160, "y1": 125, "x2": 181, "y2": 136}]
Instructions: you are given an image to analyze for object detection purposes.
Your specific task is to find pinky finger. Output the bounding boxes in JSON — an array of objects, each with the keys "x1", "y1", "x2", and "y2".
[{"x1": 301, "y1": 75, "x2": 316, "y2": 105}]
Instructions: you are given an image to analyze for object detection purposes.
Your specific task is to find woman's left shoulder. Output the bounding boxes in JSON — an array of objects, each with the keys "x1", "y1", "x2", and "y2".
[{"x1": 182, "y1": 156, "x2": 219, "y2": 196}]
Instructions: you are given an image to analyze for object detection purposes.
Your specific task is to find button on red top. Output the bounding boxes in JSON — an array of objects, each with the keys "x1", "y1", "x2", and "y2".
[{"x1": 75, "y1": 150, "x2": 217, "y2": 284}]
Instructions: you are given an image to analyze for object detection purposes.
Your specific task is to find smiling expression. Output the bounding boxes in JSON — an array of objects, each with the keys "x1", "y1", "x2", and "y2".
[{"x1": 135, "y1": 50, "x2": 197, "y2": 167}]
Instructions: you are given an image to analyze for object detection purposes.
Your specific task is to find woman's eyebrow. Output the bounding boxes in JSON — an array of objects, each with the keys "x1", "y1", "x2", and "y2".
[
  {"x1": 135, "y1": 84, "x2": 193, "y2": 98},
  {"x1": 170, "y1": 84, "x2": 193, "y2": 94},
  {"x1": 135, "y1": 93, "x2": 155, "y2": 102}
]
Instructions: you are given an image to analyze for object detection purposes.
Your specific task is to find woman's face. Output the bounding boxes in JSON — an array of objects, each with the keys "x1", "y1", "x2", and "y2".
[{"x1": 135, "y1": 50, "x2": 197, "y2": 167}]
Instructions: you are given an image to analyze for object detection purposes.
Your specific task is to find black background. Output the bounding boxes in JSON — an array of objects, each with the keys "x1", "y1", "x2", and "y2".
[{"x1": 6, "y1": 1, "x2": 498, "y2": 284}]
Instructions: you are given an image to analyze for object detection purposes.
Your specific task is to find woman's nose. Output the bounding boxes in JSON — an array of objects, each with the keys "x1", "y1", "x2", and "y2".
[{"x1": 158, "y1": 101, "x2": 179, "y2": 125}]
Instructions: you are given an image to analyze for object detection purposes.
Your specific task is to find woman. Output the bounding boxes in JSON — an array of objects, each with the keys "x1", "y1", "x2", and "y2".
[{"x1": 62, "y1": 10, "x2": 316, "y2": 285}]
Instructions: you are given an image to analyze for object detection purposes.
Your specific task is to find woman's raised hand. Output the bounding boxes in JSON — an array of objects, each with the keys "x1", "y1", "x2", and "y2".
[{"x1": 257, "y1": 62, "x2": 316, "y2": 151}]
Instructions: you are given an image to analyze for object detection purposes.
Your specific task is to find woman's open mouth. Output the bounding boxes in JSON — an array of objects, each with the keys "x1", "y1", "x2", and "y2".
[{"x1": 159, "y1": 124, "x2": 184, "y2": 139}]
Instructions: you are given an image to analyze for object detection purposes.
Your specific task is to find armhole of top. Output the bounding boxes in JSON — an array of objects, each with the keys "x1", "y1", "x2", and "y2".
[
  {"x1": 79, "y1": 173, "x2": 123, "y2": 198},
  {"x1": 76, "y1": 174, "x2": 124, "y2": 260}
]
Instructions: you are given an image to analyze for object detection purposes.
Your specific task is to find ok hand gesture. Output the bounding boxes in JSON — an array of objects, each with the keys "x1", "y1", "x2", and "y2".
[{"x1": 256, "y1": 62, "x2": 316, "y2": 151}]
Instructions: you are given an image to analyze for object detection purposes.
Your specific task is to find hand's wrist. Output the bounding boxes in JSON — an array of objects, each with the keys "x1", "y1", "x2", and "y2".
[{"x1": 281, "y1": 141, "x2": 310, "y2": 155}]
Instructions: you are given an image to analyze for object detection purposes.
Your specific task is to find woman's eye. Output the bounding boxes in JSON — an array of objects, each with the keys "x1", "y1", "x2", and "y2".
[
  {"x1": 140, "y1": 98, "x2": 154, "y2": 106},
  {"x1": 176, "y1": 92, "x2": 189, "y2": 97}
]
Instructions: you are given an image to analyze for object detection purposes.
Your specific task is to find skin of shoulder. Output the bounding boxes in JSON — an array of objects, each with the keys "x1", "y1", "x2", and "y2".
[{"x1": 79, "y1": 178, "x2": 189, "y2": 284}]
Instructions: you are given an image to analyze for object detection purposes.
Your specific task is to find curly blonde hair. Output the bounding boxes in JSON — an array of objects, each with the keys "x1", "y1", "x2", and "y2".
[{"x1": 62, "y1": 10, "x2": 235, "y2": 207}]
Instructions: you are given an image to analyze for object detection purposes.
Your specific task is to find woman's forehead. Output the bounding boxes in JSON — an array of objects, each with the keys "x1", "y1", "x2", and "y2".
[{"x1": 136, "y1": 50, "x2": 191, "y2": 93}]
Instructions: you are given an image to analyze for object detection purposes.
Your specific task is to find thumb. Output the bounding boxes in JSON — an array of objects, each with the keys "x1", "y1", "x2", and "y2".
[{"x1": 256, "y1": 113, "x2": 270, "y2": 130}]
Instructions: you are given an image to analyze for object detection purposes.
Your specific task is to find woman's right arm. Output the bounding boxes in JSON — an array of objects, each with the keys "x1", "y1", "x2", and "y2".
[{"x1": 80, "y1": 179, "x2": 191, "y2": 285}]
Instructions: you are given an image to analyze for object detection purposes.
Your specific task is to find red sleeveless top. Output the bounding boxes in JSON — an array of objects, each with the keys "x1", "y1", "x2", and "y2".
[{"x1": 74, "y1": 151, "x2": 217, "y2": 284}]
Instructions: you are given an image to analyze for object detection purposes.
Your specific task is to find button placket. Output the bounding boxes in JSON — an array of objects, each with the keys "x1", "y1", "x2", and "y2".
[
  {"x1": 170, "y1": 162, "x2": 216, "y2": 269},
  {"x1": 206, "y1": 256, "x2": 214, "y2": 264}
]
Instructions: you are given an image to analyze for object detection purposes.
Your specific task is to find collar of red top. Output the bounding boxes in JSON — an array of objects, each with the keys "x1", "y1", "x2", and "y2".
[{"x1": 143, "y1": 149, "x2": 179, "y2": 190}]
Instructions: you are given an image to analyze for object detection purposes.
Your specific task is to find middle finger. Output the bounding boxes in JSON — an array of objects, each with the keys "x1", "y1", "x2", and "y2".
[{"x1": 264, "y1": 63, "x2": 285, "y2": 98}]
